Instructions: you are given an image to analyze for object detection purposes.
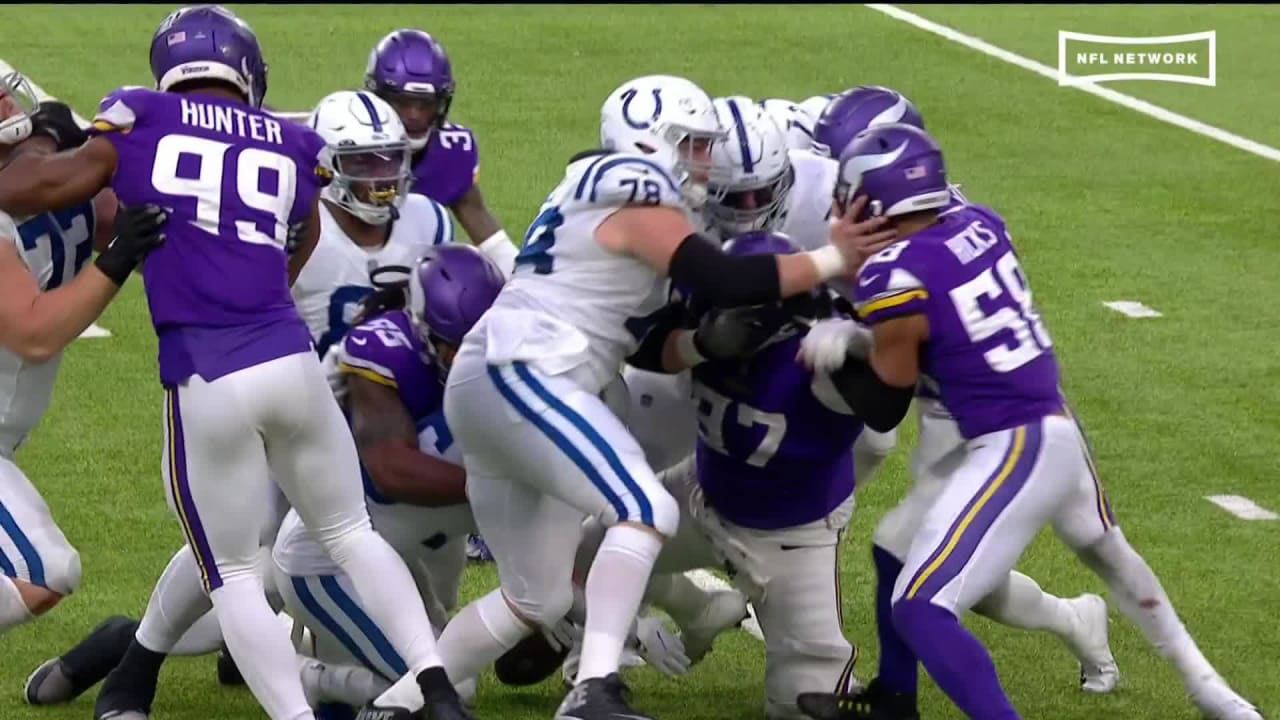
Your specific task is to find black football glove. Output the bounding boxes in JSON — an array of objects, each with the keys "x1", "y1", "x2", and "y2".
[
  {"x1": 95, "y1": 204, "x2": 168, "y2": 286},
  {"x1": 692, "y1": 303, "x2": 792, "y2": 362},
  {"x1": 28, "y1": 101, "x2": 88, "y2": 151},
  {"x1": 285, "y1": 220, "x2": 308, "y2": 255}
]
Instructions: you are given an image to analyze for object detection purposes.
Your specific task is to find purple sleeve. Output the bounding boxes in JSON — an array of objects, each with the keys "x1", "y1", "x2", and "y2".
[
  {"x1": 410, "y1": 123, "x2": 479, "y2": 207},
  {"x1": 853, "y1": 241, "x2": 930, "y2": 325},
  {"x1": 288, "y1": 126, "x2": 332, "y2": 224}
]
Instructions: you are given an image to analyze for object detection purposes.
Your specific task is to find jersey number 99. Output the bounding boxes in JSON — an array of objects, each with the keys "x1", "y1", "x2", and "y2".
[{"x1": 151, "y1": 134, "x2": 298, "y2": 248}]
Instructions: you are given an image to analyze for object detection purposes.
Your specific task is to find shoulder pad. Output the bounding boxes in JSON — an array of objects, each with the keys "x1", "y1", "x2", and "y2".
[
  {"x1": 90, "y1": 86, "x2": 152, "y2": 134},
  {"x1": 339, "y1": 312, "x2": 419, "y2": 388},
  {"x1": 853, "y1": 241, "x2": 929, "y2": 325},
  {"x1": 568, "y1": 152, "x2": 684, "y2": 210},
  {"x1": 568, "y1": 148, "x2": 614, "y2": 164}
]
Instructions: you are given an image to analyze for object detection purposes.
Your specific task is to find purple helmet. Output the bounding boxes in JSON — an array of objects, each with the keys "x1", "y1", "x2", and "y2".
[
  {"x1": 834, "y1": 123, "x2": 950, "y2": 223},
  {"x1": 406, "y1": 244, "x2": 504, "y2": 369},
  {"x1": 723, "y1": 230, "x2": 800, "y2": 257},
  {"x1": 811, "y1": 86, "x2": 924, "y2": 160},
  {"x1": 149, "y1": 5, "x2": 268, "y2": 108},
  {"x1": 364, "y1": 29, "x2": 455, "y2": 151}
]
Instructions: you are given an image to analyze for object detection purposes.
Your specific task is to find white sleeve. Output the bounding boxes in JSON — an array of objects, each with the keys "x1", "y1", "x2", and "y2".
[{"x1": 0, "y1": 211, "x2": 26, "y2": 268}]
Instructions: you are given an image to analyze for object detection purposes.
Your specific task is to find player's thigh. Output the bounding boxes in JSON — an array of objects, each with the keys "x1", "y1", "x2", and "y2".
[
  {"x1": 451, "y1": 362, "x2": 677, "y2": 536},
  {"x1": 278, "y1": 568, "x2": 407, "y2": 683},
  {"x1": 745, "y1": 528, "x2": 852, "y2": 717},
  {"x1": 163, "y1": 375, "x2": 273, "y2": 592},
  {"x1": 892, "y1": 418, "x2": 1077, "y2": 614},
  {"x1": 467, "y1": 470, "x2": 585, "y2": 628},
  {"x1": 0, "y1": 455, "x2": 79, "y2": 594},
  {"x1": 252, "y1": 352, "x2": 367, "y2": 537},
  {"x1": 1050, "y1": 414, "x2": 1120, "y2": 551},
  {"x1": 620, "y1": 365, "x2": 697, "y2": 474}
]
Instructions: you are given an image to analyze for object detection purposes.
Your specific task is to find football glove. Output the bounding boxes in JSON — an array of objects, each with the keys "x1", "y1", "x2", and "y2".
[
  {"x1": 28, "y1": 101, "x2": 88, "y2": 151},
  {"x1": 284, "y1": 220, "x2": 308, "y2": 255},
  {"x1": 95, "y1": 203, "x2": 167, "y2": 286},
  {"x1": 692, "y1": 303, "x2": 791, "y2": 362},
  {"x1": 798, "y1": 318, "x2": 874, "y2": 374},
  {"x1": 632, "y1": 615, "x2": 691, "y2": 677}
]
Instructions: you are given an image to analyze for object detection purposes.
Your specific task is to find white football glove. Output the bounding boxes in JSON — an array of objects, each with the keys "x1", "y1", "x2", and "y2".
[
  {"x1": 798, "y1": 318, "x2": 874, "y2": 374},
  {"x1": 320, "y1": 343, "x2": 347, "y2": 402},
  {"x1": 632, "y1": 615, "x2": 691, "y2": 677}
]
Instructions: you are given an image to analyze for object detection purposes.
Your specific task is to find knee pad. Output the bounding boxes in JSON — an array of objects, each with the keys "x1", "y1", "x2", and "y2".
[
  {"x1": 503, "y1": 583, "x2": 575, "y2": 632},
  {"x1": 42, "y1": 543, "x2": 82, "y2": 596}
]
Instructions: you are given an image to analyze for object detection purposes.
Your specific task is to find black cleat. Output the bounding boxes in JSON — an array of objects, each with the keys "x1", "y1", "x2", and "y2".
[
  {"x1": 216, "y1": 642, "x2": 245, "y2": 686},
  {"x1": 494, "y1": 630, "x2": 572, "y2": 686},
  {"x1": 26, "y1": 614, "x2": 139, "y2": 705},
  {"x1": 353, "y1": 705, "x2": 420, "y2": 720},
  {"x1": 555, "y1": 673, "x2": 652, "y2": 720},
  {"x1": 796, "y1": 679, "x2": 920, "y2": 720}
]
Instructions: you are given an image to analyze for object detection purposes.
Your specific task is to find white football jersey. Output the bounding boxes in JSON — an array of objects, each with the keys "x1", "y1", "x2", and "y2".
[
  {"x1": 272, "y1": 422, "x2": 475, "y2": 577},
  {"x1": 472, "y1": 151, "x2": 689, "y2": 395},
  {"x1": 778, "y1": 149, "x2": 839, "y2": 251},
  {"x1": 758, "y1": 98, "x2": 820, "y2": 153},
  {"x1": 620, "y1": 365, "x2": 697, "y2": 474},
  {"x1": 0, "y1": 204, "x2": 97, "y2": 457},
  {"x1": 291, "y1": 195, "x2": 454, "y2": 357}
]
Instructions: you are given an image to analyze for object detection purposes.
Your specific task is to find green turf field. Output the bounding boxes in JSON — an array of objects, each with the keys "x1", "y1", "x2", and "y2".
[{"x1": 2, "y1": 4, "x2": 1277, "y2": 719}]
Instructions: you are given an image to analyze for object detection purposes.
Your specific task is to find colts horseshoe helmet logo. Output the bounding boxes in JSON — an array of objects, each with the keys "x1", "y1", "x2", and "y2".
[{"x1": 620, "y1": 88, "x2": 663, "y2": 130}]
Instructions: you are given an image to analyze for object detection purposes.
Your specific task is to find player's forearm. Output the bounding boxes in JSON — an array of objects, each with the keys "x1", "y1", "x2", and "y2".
[
  {"x1": 361, "y1": 440, "x2": 468, "y2": 507},
  {"x1": 9, "y1": 267, "x2": 119, "y2": 363}
]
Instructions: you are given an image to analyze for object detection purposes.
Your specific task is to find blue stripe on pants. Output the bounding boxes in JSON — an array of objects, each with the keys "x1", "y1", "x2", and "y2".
[
  {"x1": 318, "y1": 575, "x2": 407, "y2": 677},
  {"x1": 291, "y1": 576, "x2": 387, "y2": 680},
  {"x1": 0, "y1": 498, "x2": 43, "y2": 585}
]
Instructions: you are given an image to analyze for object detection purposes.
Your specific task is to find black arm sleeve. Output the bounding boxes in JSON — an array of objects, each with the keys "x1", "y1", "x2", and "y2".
[
  {"x1": 667, "y1": 233, "x2": 783, "y2": 308},
  {"x1": 829, "y1": 357, "x2": 915, "y2": 433},
  {"x1": 624, "y1": 301, "x2": 692, "y2": 372}
]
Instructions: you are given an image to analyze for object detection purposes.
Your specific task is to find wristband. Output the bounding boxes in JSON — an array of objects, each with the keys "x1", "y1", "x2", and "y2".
[
  {"x1": 675, "y1": 331, "x2": 708, "y2": 368},
  {"x1": 805, "y1": 244, "x2": 847, "y2": 282}
]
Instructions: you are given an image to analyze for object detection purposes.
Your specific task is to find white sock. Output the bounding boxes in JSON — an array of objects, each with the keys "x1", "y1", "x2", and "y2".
[
  {"x1": 439, "y1": 588, "x2": 531, "y2": 683},
  {"x1": 211, "y1": 577, "x2": 314, "y2": 720},
  {"x1": 0, "y1": 576, "x2": 34, "y2": 633},
  {"x1": 170, "y1": 609, "x2": 224, "y2": 656},
  {"x1": 136, "y1": 545, "x2": 214, "y2": 653},
  {"x1": 323, "y1": 525, "x2": 442, "y2": 674},
  {"x1": 645, "y1": 573, "x2": 713, "y2": 630},
  {"x1": 1077, "y1": 528, "x2": 1217, "y2": 684},
  {"x1": 577, "y1": 524, "x2": 663, "y2": 683},
  {"x1": 299, "y1": 655, "x2": 389, "y2": 706},
  {"x1": 973, "y1": 571, "x2": 1076, "y2": 636}
]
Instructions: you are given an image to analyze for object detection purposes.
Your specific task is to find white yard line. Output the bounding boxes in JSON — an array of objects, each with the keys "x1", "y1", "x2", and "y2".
[
  {"x1": 1204, "y1": 495, "x2": 1279, "y2": 521},
  {"x1": 1103, "y1": 300, "x2": 1163, "y2": 318},
  {"x1": 2, "y1": 59, "x2": 110, "y2": 339},
  {"x1": 864, "y1": 4, "x2": 1280, "y2": 164}
]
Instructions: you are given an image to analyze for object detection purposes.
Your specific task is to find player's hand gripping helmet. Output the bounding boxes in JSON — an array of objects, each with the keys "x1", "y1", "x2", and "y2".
[
  {"x1": 149, "y1": 4, "x2": 269, "y2": 108},
  {"x1": 812, "y1": 85, "x2": 924, "y2": 160},
  {"x1": 364, "y1": 29, "x2": 455, "y2": 153},
  {"x1": 833, "y1": 123, "x2": 950, "y2": 223},
  {"x1": 707, "y1": 96, "x2": 795, "y2": 237},
  {"x1": 600, "y1": 75, "x2": 725, "y2": 209},
  {"x1": 407, "y1": 244, "x2": 505, "y2": 375},
  {"x1": 0, "y1": 71, "x2": 38, "y2": 145},
  {"x1": 309, "y1": 90, "x2": 413, "y2": 225}
]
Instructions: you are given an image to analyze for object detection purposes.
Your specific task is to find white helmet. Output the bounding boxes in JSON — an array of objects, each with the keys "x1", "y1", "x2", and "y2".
[
  {"x1": 706, "y1": 96, "x2": 794, "y2": 237},
  {"x1": 757, "y1": 98, "x2": 817, "y2": 153},
  {"x1": 600, "y1": 75, "x2": 724, "y2": 208},
  {"x1": 798, "y1": 94, "x2": 836, "y2": 125},
  {"x1": 308, "y1": 90, "x2": 413, "y2": 225},
  {"x1": 0, "y1": 71, "x2": 39, "y2": 146}
]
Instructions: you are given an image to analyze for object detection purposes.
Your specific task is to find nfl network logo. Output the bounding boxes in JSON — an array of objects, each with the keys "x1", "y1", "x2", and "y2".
[{"x1": 1057, "y1": 30, "x2": 1216, "y2": 87}]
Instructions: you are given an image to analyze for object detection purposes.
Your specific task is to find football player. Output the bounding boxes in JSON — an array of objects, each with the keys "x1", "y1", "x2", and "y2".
[
  {"x1": 357, "y1": 73, "x2": 895, "y2": 720},
  {"x1": 799, "y1": 123, "x2": 1261, "y2": 720},
  {"x1": 363, "y1": 29, "x2": 516, "y2": 275},
  {"x1": 757, "y1": 95, "x2": 835, "y2": 153},
  {"x1": 0, "y1": 6, "x2": 471, "y2": 720},
  {"x1": 0, "y1": 74, "x2": 164, "y2": 638},
  {"x1": 274, "y1": 246, "x2": 504, "y2": 715}
]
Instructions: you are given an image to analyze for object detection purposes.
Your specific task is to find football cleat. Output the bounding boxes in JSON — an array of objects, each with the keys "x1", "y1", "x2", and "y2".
[
  {"x1": 796, "y1": 679, "x2": 920, "y2": 720},
  {"x1": 1064, "y1": 593, "x2": 1120, "y2": 693},
  {"x1": 24, "y1": 658, "x2": 75, "y2": 706},
  {"x1": 465, "y1": 534, "x2": 494, "y2": 562},
  {"x1": 555, "y1": 673, "x2": 653, "y2": 720},
  {"x1": 677, "y1": 588, "x2": 750, "y2": 664},
  {"x1": 1188, "y1": 675, "x2": 1264, "y2": 720},
  {"x1": 216, "y1": 642, "x2": 245, "y2": 686},
  {"x1": 26, "y1": 614, "x2": 139, "y2": 705},
  {"x1": 494, "y1": 629, "x2": 571, "y2": 686}
]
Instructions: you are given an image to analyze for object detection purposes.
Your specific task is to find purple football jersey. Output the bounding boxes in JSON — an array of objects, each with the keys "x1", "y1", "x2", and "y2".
[
  {"x1": 89, "y1": 87, "x2": 330, "y2": 385},
  {"x1": 854, "y1": 204, "x2": 1063, "y2": 439},
  {"x1": 339, "y1": 310, "x2": 443, "y2": 422},
  {"x1": 693, "y1": 333, "x2": 862, "y2": 531},
  {"x1": 409, "y1": 122, "x2": 478, "y2": 207}
]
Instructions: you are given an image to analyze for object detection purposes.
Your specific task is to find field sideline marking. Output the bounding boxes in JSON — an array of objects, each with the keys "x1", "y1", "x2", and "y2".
[
  {"x1": 0, "y1": 59, "x2": 110, "y2": 340},
  {"x1": 1103, "y1": 300, "x2": 1163, "y2": 318},
  {"x1": 864, "y1": 4, "x2": 1280, "y2": 164},
  {"x1": 1204, "y1": 495, "x2": 1279, "y2": 521}
]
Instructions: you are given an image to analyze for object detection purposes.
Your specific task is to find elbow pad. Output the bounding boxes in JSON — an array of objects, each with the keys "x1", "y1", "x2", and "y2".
[
  {"x1": 829, "y1": 358, "x2": 914, "y2": 433},
  {"x1": 667, "y1": 233, "x2": 782, "y2": 308}
]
